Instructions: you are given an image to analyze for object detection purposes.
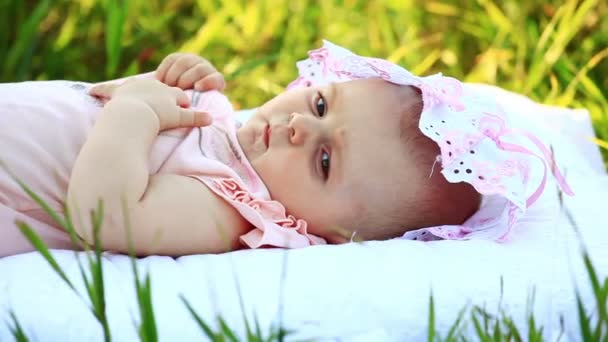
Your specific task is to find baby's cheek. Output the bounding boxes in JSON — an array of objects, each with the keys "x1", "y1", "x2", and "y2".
[{"x1": 257, "y1": 150, "x2": 302, "y2": 192}]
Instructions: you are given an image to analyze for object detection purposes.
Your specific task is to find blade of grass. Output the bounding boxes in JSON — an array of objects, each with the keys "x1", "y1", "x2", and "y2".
[
  {"x1": 555, "y1": 315, "x2": 565, "y2": 342},
  {"x1": 524, "y1": 287, "x2": 546, "y2": 342},
  {"x1": 2, "y1": 0, "x2": 50, "y2": 80},
  {"x1": 180, "y1": 295, "x2": 219, "y2": 340},
  {"x1": 471, "y1": 307, "x2": 491, "y2": 342},
  {"x1": 87, "y1": 200, "x2": 112, "y2": 341},
  {"x1": 15, "y1": 221, "x2": 75, "y2": 291},
  {"x1": 527, "y1": 314, "x2": 543, "y2": 342},
  {"x1": 582, "y1": 250, "x2": 607, "y2": 341},
  {"x1": 532, "y1": 2, "x2": 565, "y2": 59},
  {"x1": 412, "y1": 49, "x2": 441, "y2": 76},
  {"x1": 8, "y1": 310, "x2": 30, "y2": 342},
  {"x1": 180, "y1": 8, "x2": 230, "y2": 53},
  {"x1": 231, "y1": 265, "x2": 256, "y2": 340},
  {"x1": 0, "y1": 1, "x2": 10, "y2": 63},
  {"x1": 557, "y1": 47, "x2": 608, "y2": 106},
  {"x1": 105, "y1": 0, "x2": 127, "y2": 77},
  {"x1": 11, "y1": 160, "x2": 113, "y2": 341},
  {"x1": 137, "y1": 274, "x2": 158, "y2": 342},
  {"x1": 501, "y1": 314, "x2": 523, "y2": 341},
  {"x1": 524, "y1": 0, "x2": 599, "y2": 93},
  {"x1": 120, "y1": 196, "x2": 158, "y2": 342},
  {"x1": 428, "y1": 291, "x2": 436, "y2": 342},
  {"x1": 445, "y1": 306, "x2": 468, "y2": 341},
  {"x1": 218, "y1": 316, "x2": 239, "y2": 342},
  {"x1": 253, "y1": 313, "x2": 263, "y2": 342},
  {"x1": 577, "y1": 291, "x2": 594, "y2": 341},
  {"x1": 492, "y1": 319, "x2": 502, "y2": 342},
  {"x1": 268, "y1": 327, "x2": 294, "y2": 342},
  {"x1": 17, "y1": 213, "x2": 112, "y2": 341},
  {"x1": 477, "y1": 0, "x2": 512, "y2": 33},
  {"x1": 6, "y1": 171, "x2": 66, "y2": 230},
  {"x1": 224, "y1": 53, "x2": 280, "y2": 81},
  {"x1": 5, "y1": 163, "x2": 87, "y2": 250}
]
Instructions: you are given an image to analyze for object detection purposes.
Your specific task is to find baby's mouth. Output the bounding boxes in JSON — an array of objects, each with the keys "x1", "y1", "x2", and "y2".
[{"x1": 264, "y1": 125, "x2": 270, "y2": 148}]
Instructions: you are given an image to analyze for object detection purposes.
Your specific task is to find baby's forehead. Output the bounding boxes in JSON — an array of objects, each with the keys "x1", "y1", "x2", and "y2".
[
  {"x1": 335, "y1": 79, "x2": 419, "y2": 122},
  {"x1": 335, "y1": 78, "x2": 414, "y2": 98}
]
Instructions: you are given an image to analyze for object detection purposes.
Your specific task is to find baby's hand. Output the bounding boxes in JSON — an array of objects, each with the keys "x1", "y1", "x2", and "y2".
[
  {"x1": 155, "y1": 52, "x2": 226, "y2": 92},
  {"x1": 90, "y1": 79, "x2": 212, "y2": 130}
]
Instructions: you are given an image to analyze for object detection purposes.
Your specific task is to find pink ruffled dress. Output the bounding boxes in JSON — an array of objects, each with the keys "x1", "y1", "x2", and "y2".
[{"x1": 0, "y1": 80, "x2": 323, "y2": 257}]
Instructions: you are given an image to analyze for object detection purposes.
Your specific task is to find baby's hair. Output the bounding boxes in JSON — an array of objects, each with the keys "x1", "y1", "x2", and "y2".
[{"x1": 353, "y1": 85, "x2": 481, "y2": 241}]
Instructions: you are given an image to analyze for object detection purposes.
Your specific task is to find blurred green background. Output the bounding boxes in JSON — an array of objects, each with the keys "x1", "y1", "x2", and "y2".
[{"x1": 1, "y1": 0, "x2": 607, "y2": 160}]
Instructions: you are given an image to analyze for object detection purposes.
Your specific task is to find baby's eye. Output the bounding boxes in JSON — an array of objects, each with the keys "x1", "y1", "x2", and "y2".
[
  {"x1": 315, "y1": 92, "x2": 326, "y2": 117},
  {"x1": 320, "y1": 149, "x2": 331, "y2": 179}
]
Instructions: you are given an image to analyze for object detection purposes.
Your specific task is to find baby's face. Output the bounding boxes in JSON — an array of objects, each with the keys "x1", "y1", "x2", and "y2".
[{"x1": 237, "y1": 78, "x2": 424, "y2": 242}]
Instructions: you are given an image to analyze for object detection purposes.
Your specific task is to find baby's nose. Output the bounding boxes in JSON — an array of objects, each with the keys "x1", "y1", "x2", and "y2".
[{"x1": 288, "y1": 112, "x2": 314, "y2": 146}]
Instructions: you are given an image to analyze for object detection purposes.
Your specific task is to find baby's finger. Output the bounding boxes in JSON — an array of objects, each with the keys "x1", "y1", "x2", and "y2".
[
  {"x1": 164, "y1": 56, "x2": 200, "y2": 87},
  {"x1": 156, "y1": 53, "x2": 180, "y2": 83},
  {"x1": 194, "y1": 72, "x2": 226, "y2": 92},
  {"x1": 173, "y1": 109, "x2": 213, "y2": 129},
  {"x1": 89, "y1": 83, "x2": 118, "y2": 98},
  {"x1": 176, "y1": 62, "x2": 217, "y2": 90},
  {"x1": 169, "y1": 86, "x2": 191, "y2": 108}
]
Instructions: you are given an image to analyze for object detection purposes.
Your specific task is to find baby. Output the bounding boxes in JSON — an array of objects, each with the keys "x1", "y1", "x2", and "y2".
[{"x1": 0, "y1": 41, "x2": 572, "y2": 257}]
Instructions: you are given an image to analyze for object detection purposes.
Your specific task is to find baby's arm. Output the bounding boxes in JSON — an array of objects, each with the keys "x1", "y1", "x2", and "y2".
[{"x1": 68, "y1": 80, "x2": 249, "y2": 256}]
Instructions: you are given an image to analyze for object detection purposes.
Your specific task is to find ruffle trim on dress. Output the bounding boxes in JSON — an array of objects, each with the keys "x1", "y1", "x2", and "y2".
[{"x1": 196, "y1": 176, "x2": 327, "y2": 248}]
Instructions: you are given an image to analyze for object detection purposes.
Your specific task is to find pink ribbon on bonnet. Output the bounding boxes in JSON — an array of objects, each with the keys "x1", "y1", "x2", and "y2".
[
  {"x1": 478, "y1": 114, "x2": 574, "y2": 207},
  {"x1": 288, "y1": 40, "x2": 575, "y2": 241}
]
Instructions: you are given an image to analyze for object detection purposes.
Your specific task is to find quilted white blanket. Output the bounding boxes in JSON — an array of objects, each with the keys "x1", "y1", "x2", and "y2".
[{"x1": 0, "y1": 85, "x2": 606, "y2": 341}]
